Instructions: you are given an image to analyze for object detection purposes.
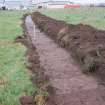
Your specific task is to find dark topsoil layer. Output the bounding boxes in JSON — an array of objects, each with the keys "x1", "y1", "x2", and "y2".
[
  {"x1": 16, "y1": 14, "x2": 53, "y2": 105},
  {"x1": 31, "y1": 12, "x2": 105, "y2": 82}
]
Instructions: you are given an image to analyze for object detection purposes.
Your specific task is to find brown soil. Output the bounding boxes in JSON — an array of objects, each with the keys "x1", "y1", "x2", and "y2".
[
  {"x1": 16, "y1": 14, "x2": 51, "y2": 105},
  {"x1": 31, "y1": 12, "x2": 105, "y2": 82},
  {"x1": 25, "y1": 15, "x2": 105, "y2": 105}
]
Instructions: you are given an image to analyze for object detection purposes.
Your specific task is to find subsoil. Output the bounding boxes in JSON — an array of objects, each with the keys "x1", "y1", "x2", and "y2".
[{"x1": 31, "y1": 12, "x2": 105, "y2": 82}]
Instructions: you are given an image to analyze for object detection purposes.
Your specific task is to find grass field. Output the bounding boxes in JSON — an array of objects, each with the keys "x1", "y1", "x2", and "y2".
[
  {"x1": 0, "y1": 11, "x2": 35, "y2": 105},
  {"x1": 42, "y1": 7, "x2": 105, "y2": 30},
  {"x1": 1, "y1": 8, "x2": 105, "y2": 105}
]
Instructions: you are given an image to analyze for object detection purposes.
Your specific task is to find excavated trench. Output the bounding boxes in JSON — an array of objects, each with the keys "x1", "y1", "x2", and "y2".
[{"x1": 25, "y1": 15, "x2": 105, "y2": 105}]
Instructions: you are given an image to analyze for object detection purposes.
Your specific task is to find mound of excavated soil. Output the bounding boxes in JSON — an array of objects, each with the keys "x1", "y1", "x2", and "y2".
[{"x1": 31, "y1": 12, "x2": 105, "y2": 82}]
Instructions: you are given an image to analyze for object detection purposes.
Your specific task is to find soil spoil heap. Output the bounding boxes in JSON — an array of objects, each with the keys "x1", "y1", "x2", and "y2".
[{"x1": 32, "y1": 12, "x2": 105, "y2": 82}]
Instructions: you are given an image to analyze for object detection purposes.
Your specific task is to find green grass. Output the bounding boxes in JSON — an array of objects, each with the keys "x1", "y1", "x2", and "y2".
[
  {"x1": 42, "y1": 7, "x2": 105, "y2": 30},
  {"x1": 0, "y1": 11, "x2": 35, "y2": 105}
]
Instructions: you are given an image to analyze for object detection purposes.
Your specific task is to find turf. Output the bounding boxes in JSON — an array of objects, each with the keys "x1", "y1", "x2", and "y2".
[
  {"x1": 42, "y1": 7, "x2": 105, "y2": 30},
  {"x1": 0, "y1": 11, "x2": 35, "y2": 105}
]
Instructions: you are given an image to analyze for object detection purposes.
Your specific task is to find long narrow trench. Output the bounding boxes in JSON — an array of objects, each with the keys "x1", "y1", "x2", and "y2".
[{"x1": 25, "y1": 15, "x2": 105, "y2": 105}]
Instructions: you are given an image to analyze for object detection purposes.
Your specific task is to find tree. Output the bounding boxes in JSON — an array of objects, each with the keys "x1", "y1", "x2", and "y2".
[{"x1": 2, "y1": 0, "x2": 6, "y2": 10}]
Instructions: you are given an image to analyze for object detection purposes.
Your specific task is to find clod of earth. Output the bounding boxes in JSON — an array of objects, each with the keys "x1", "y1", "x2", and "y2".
[{"x1": 20, "y1": 96, "x2": 35, "y2": 105}]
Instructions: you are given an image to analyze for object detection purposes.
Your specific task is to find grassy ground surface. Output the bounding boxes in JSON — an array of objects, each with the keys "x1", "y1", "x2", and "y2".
[
  {"x1": 42, "y1": 7, "x2": 105, "y2": 30},
  {"x1": 0, "y1": 11, "x2": 35, "y2": 105}
]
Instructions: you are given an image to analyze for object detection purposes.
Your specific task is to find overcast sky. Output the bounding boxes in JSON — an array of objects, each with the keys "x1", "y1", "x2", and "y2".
[{"x1": 0, "y1": 0, "x2": 105, "y2": 4}]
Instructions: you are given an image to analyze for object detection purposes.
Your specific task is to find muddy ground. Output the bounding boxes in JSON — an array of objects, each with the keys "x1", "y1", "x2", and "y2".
[
  {"x1": 16, "y1": 14, "x2": 51, "y2": 105},
  {"x1": 31, "y1": 12, "x2": 105, "y2": 82}
]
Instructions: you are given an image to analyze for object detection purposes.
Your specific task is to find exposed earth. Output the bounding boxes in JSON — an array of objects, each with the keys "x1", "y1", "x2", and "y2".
[
  {"x1": 21, "y1": 14, "x2": 105, "y2": 105},
  {"x1": 31, "y1": 12, "x2": 105, "y2": 81}
]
